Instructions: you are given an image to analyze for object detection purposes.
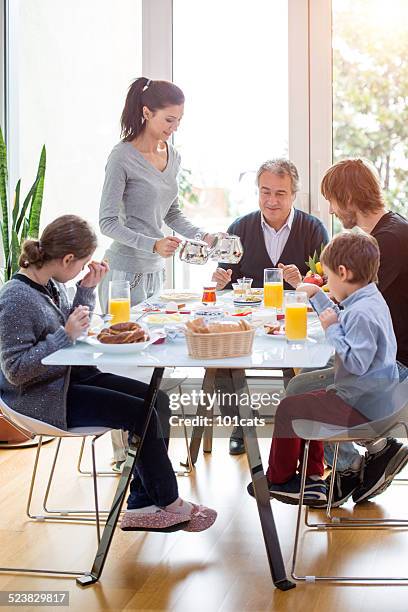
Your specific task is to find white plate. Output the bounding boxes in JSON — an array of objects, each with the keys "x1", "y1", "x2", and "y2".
[
  {"x1": 145, "y1": 313, "x2": 190, "y2": 326},
  {"x1": 159, "y1": 291, "x2": 201, "y2": 303},
  {"x1": 263, "y1": 331, "x2": 286, "y2": 339},
  {"x1": 78, "y1": 333, "x2": 159, "y2": 354},
  {"x1": 233, "y1": 299, "x2": 263, "y2": 306}
]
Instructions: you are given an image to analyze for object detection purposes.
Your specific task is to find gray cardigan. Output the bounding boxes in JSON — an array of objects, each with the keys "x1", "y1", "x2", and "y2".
[
  {"x1": 0, "y1": 277, "x2": 96, "y2": 430},
  {"x1": 99, "y1": 141, "x2": 204, "y2": 273}
]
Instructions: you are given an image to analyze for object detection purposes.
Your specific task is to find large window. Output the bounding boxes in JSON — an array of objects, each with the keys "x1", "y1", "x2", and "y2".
[
  {"x1": 4, "y1": 0, "x2": 331, "y2": 292},
  {"x1": 8, "y1": 0, "x2": 142, "y2": 261},
  {"x1": 333, "y1": 0, "x2": 408, "y2": 221},
  {"x1": 172, "y1": 0, "x2": 289, "y2": 289}
]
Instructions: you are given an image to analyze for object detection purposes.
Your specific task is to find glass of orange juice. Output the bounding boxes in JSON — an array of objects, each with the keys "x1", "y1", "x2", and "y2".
[
  {"x1": 285, "y1": 291, "x2": 308, "y2": 342},
  {"x1": 108, "y1": 280, "x2": 131, "y2": 325},
  {"x1": 264, "y1": 268, "x2": 283, "y2": 309}
]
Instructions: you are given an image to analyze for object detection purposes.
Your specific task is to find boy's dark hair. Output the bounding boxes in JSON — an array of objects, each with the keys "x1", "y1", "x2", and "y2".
[{"x1": 320, "y1": 230, "x2": 380, "y2": 284}]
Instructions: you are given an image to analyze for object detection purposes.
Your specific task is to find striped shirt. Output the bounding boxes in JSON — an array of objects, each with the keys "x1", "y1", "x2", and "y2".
[{"x1": 261, "y1": 207, "x2": 295, "y2": 265}]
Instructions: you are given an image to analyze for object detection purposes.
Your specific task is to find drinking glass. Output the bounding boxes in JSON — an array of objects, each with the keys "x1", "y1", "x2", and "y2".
[
  {"x1": 202, "y1": 282, "x2": 217, "y2": 305},
  {"x1": 237, "y1": 277, "x2": 253, "y2": 297},
  {"x1": 108, "y1": 280, "x2": 131, "y2": 325},
  {"x1": 264, "y1": 268, "x2": 283, "y2": 309},
  {"x1": 285, "y1": 291, "x2": 308, "y2": 341},
  {"x1": 232, "y1": 282, "x2": 245, "y2": 298}
]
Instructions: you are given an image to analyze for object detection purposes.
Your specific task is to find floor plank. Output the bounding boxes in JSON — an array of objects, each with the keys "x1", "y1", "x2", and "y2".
[{"x1": 1, "y1": 432, "x2": 408, "y2": 611}]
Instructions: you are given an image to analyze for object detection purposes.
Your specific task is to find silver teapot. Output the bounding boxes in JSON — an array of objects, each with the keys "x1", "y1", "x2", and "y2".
[
  {"x1": 210, "y1": 234, "x2": 243, "y2": 264},
  {"x1": 179, "y1": 238, "x2": 211, "y2": 265},
  {"x1": 179, "y1": 233, "x2": 244, "y2": 265}
]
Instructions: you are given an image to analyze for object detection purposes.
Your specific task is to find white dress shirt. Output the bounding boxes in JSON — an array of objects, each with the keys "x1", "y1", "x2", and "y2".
[{"x1": 261, "y1": 207, "x2": 295, "y2": 265}]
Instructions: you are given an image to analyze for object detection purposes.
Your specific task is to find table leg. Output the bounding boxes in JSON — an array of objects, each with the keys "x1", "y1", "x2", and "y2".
[
  {"x1": 184, "y1": 369, "x2": 216, "y2": 466},
  {"x1": 76, "y1": 367, "x2": 165, "y2": 587},
  {"x1": 230, "y1": 369, "x2": 295, "y2": 591},
  {"x1": 203, "y1": 420, "x2": 213, "y2": 453}
]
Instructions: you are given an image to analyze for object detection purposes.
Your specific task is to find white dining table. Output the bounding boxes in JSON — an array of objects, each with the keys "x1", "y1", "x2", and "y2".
[{"x1": 42, "y1": 315, "x2": 333, "y2": 592}]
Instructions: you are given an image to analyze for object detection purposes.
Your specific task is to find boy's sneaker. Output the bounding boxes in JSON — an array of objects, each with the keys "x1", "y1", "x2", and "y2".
[
  {"x1": 352, "y1": 439, "x2": 408, "y2": 503},
  {"x1": 269, "y1": 474, "x2": 327, "y2": 507},
  {"x1": 324, "y1": 468, "x2": 361, "y2": 507}
]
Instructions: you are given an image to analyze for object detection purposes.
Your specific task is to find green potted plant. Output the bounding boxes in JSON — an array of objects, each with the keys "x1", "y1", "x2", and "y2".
[
  {"x1": 0, "y1": 127, "x2": 46, "y2": 445},
  {"x1": 0, "y1": 127, "x2": 46, "y2": 281}
]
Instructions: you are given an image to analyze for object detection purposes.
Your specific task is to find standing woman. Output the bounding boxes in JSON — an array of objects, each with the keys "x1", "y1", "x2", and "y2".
[
  {"x1": 98, "y1": 76, "x2": 215, "y2": 307},
  {"x1": 99, "y1": 77, "x2": 215, "y2": 468}
]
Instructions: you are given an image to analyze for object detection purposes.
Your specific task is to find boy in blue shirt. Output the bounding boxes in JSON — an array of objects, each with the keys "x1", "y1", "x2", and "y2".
[{"x1": 251, "y1": 231, "x2": 399, "y2": 506}]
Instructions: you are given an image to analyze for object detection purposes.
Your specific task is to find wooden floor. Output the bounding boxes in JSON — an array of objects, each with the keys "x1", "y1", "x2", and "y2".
[{"x1": 1, "y1": 430, "x2": 408, "y2": 612}]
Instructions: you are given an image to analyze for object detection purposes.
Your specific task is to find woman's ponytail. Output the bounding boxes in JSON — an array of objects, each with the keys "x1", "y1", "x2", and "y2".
[
  {"x1": 120, "y1": 77, "x2": 185, "y2": 142},
  {"x1": 120, "y1": 77, "x2": 149, "y2": 141}
]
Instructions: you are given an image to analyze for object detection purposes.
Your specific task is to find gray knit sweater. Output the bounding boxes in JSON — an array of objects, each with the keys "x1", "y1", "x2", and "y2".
[
  {"x1": 0, "y1": 277, "x2": 96, "y2": 430},
  {"x1": 99, "y1": 141, "x2": 204, "y2": 273}
]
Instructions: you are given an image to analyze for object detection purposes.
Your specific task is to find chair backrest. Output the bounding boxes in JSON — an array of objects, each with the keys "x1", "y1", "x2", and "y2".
[
  {"x1": 0, "y1": 397, "x2": 110, "y2": 437},
  {"x1": 293, "y1": 378, "x2": 408, "y2": 442},
  {"x1": 0, "y1": 398, "x2": 68, "y2": 436}
]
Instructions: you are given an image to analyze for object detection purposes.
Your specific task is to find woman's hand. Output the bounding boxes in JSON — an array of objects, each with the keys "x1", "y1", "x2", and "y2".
[
  {"x1": 80, "y1": 260, "x2": 109, "y2": 288},
  {"x1": 319, "y1": 307, "x2": 339, "y2": 330},
  {"x1": 154, "y1": 236, "x2": 182, "y2": 257},
  {"x1": 278, "y1": 263, "x2": 302, "y2": 288},
  {"x1": 65, "y1": 306, "x2": 90, "y2": 341},
  {"x1": 211, "y1": 267, "x2": 232, "y2": 290},
  {"x1": 296, "y1": 282, "x2": 321, "y2": 299}
]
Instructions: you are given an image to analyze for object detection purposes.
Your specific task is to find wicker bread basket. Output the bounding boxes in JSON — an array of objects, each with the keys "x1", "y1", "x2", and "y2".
[{"x1": 185, "y1": 327, "x2": 255, "y2": 359}]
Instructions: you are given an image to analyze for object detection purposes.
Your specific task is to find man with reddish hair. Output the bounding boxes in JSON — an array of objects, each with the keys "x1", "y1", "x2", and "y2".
[{"x1": 281, "y1": 158, "x2": 408, "y2": 506}]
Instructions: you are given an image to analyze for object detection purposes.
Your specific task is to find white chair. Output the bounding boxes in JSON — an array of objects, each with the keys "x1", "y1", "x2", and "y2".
[
  {"x1": 290, "y1": 381, "x2": 408, "y2": 583},
  {"x1": 0, "y1": 398, "x2": 111, "y2": 577}
]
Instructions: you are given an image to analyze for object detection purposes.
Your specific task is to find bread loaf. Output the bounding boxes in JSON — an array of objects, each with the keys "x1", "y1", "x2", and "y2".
[
  {"x1": 97, "y1": 321, "x2": 149, "y2": 344},
  {"x1": 186, "y1": 318, "x2": 251, "y2": 334}
]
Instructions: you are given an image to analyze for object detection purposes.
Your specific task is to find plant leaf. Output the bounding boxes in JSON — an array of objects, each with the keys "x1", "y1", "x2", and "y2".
[
  {"x1": 12, "y1": 180, "x2": 21, "y2": 229},
  {"x1": 9, "y1": 229, "x2": 20, "y2": 277},
  {"x1": 15, "y1": 178, "x2": 38, "y2": 236},
  {"x1": 28, "y1": 146, "x2": 46, "y2": 238},
  {"x1": 0, "y1": 127, "x2": 9, "y2": 267},
  {"x1": 21, "y1": 218, "x2": 30, "y2": 244}
]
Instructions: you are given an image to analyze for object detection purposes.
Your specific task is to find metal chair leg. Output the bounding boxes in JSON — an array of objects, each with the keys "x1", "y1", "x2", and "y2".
[
  {"x1": 175, "y1": 401, "x2": 194, "y2": 476},
  {"x1": 38, "y1": 435, "x2": 111, "y2": 523},
  {"x1": 293, "y1": 438, "x2": 408, "y2": 583},
  {"x1": 77, "y1": 435, "x2": 117, "y2": 476},
  {"x1": 0, "y1": 434, "x2": 99, "y2": 580},
  {"x1": 91, "y1": 437, "x2": 101, "y2": 543},
  {"x1": 307, "y1": 423, "x2": 408, "y2": 529},
  {"x1": 291, "y1": 441, "x2": 310, "y2": 580}
]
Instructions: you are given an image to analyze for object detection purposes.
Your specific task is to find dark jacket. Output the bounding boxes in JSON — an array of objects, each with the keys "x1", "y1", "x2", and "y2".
[{"x1": 219, "y1": 208, "x2": 329, "y2": 289}]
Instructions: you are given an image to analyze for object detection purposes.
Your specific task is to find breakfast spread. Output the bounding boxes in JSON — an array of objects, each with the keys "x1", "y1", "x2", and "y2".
[{"x1": 97, "y1": 322, "x2": 149, "y2": 344}]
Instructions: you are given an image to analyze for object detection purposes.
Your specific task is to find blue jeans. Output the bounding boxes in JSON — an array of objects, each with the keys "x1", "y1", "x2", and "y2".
[
  {"x1": 285, "y1": 359, "x2": 408, "y2": 472},
  {"x1": 66, "y1": 368, "x2": 178, "y2": 509}
]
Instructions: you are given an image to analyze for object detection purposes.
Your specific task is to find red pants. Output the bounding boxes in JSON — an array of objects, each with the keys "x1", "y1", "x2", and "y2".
[{"x1": 267, "y1": 389, "x2": 368, "y2": 483}]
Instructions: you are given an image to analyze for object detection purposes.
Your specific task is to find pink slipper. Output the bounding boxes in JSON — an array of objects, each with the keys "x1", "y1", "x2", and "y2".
[
  {"x1": 121, "y1": 509, "x2": 191, "y2": 533},
  {"x1": 182, "y1": 503, "x2": 217, "y2": 532}
]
